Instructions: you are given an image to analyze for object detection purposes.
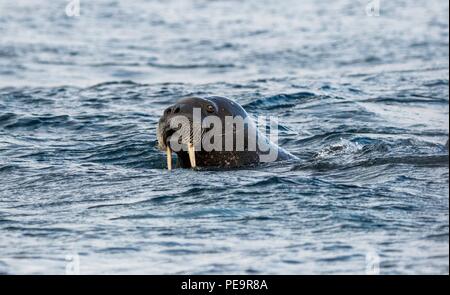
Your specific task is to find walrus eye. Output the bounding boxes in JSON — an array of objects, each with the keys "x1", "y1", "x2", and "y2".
[{"x1": 206, "y1": 105, "x2": 215, "y2": 113}]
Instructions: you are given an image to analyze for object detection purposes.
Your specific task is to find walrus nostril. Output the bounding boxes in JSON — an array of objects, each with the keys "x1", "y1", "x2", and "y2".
[
  {"x1": 174, "y1": 106, "x2": 181, "y2": 114},
  {"x1": 164, "y1": 107, "x2": 172, "y2": 115}
]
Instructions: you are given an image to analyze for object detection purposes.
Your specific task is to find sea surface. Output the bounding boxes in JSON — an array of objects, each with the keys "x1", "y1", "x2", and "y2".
[{"x1": 0, "y1": 0, "x2": 448, "y2": 274}]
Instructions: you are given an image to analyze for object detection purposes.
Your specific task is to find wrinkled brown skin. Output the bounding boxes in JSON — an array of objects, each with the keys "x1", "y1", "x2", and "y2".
[{"x1": 157, "y1": 96, "x2": 297, "y2": 169}]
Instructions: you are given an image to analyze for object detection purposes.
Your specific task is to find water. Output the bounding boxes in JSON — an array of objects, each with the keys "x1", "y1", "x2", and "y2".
[{"x1": 0, "y1": 0, "x2": 448, "y2": 274}]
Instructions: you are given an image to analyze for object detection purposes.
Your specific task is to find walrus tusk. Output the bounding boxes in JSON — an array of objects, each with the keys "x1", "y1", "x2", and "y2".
[
  {"x1": 188, "y1": 143, "x2": 196, "y2": 168},
  {"x1": 166, "y1": 146, "x2": 172, "y2": 170}
]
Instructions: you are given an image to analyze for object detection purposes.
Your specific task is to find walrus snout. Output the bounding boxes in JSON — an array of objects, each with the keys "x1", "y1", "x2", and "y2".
[
  {"x1": 160, "y1": 126, "x2": 177, "y2": 147},
  {"x1": 158, "y1": 101, "x2": 200, "y2": 170},
  {"x1": 157, "y1": 118, "x2": 185, "y2": 151},
  {"x1": 157, "y1": 102, "x2": 196, "y2": 149}
]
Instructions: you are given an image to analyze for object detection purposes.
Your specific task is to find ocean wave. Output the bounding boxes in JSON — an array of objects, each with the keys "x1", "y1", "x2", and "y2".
[{"x1": 243, "y1": 92, "x2": 318, "y2": 110}]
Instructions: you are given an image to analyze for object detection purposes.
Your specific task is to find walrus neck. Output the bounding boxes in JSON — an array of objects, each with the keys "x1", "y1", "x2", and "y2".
[{"x1": 175, "y1": 150, "x2": 261, "y2": 169}]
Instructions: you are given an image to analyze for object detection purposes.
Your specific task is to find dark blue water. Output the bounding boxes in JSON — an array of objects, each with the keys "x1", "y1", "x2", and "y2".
[{"x1": 0, "y1": 0, "x2": 448, "y2": 274}]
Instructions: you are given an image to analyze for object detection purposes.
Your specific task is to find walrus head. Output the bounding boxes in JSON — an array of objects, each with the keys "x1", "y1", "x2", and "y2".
[{"x1": 157, "y1": 96, "x2": 257, "y2": 169}]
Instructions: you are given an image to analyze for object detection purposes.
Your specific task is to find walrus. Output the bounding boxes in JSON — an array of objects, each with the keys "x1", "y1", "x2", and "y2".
[{"x1": 157, "y1": 96, "x2": 297, "y2": 169}]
